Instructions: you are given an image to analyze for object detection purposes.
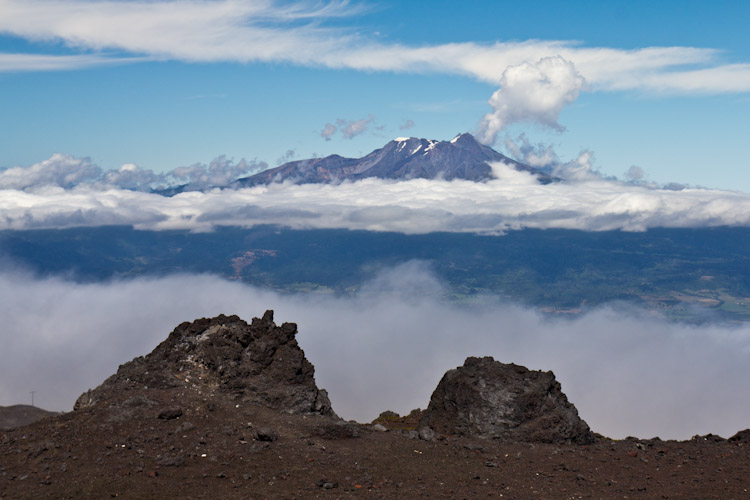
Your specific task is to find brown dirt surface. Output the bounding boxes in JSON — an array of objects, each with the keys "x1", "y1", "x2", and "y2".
[{"x1": 2, "y1": 312, "x2": 750, "y2": 499}]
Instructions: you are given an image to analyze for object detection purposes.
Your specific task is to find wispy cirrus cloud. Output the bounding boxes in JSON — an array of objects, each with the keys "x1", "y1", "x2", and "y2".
[
  {"x1": 0, "y1": 52, "x2": 145, "y2": 71},
  {"x1": 1, "y1": 0, "x2": 749, "y2": 95}
]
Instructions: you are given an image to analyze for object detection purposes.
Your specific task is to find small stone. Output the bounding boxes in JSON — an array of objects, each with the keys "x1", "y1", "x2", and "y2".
[
  {"x1": 122, "y1": 396, "x2": 155, "y2": 407},
  {"x1": 316, "y1": 478, "x2": 338, "y2": 489},
  {"x1": 313, "y1": 421, "x2": 360, "y2": 440},
  {"x1": 156, "y1": 455, "x2": 185, "y2": 467},
  {"x1": 253, "y1": 427, "x2": 278, "y2": 442},
  {"x1": 418, "y1": 427, "x2": 436, "y2": 442},
  {"x1": 177, "y1": 422, "x2": 196, "y2": 433},
  {"x1": 158, "y1": 407, "x2": 183, "y2": 420}
]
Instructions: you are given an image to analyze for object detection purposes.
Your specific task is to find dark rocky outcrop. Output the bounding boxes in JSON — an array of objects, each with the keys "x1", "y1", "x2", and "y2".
[
  {"x1": 729, "y1": 429, "x2": 750, "y2": 443},
  {"x1": 74, "y1": 310, "x2": 334, "y2": 417},
  {"x1": 420, "y1": 356, "x2": 593, "y2": 444}
]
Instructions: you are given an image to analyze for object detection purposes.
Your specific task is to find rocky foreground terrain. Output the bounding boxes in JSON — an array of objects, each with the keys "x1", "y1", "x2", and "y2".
[{"x1": 1, "y1": 311, "x2": 749, "y2": 499}]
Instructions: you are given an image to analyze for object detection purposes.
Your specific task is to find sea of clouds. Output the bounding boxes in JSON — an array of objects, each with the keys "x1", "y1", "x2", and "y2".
[
  {"x1": 2, "y1": 154, "x2": 750, "y2": 234},
  {"x1": 1, "y1": 263, "x2": 749, "y2": 440}
]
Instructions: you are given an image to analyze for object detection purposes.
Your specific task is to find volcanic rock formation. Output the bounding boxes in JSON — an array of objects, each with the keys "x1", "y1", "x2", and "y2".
[
  {"x1": 420, "y1": 356, "x2": 593, "y2": 444},
  {"x1": 4, "y1": 313, "x2": 750, "y2": 499},
  {"x1": 74, "y1": 310, "x2": 334, "y2": 417}
]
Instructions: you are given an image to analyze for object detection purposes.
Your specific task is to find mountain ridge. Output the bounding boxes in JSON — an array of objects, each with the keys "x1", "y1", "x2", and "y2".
[{"x1": 234, "y1": 133, "x2": 555, "y2": 187}]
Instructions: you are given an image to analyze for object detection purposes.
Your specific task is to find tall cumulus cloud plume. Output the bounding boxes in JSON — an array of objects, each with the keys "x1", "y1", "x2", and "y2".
[{"x1": 478, "y1": 56, "x2": 586, "y2": 145}]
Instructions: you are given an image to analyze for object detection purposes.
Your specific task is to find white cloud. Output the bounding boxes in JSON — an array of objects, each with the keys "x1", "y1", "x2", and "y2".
[
  {"x1": 339, "y1": 114, "x2": 375, "y2": 139},
  {"x1": 477, "y1": 57, "x2": 586, "y2": 144},
  {"x1": 502, "y1": 135, "x2": 602, "y2": 181},
  {"x1": 503, "y1": 134, "x2": 559, "y2": 168},
  {"x1": 0, "y1": 153, "x2": 102, "y2": 190},
  {"x1": 169, "y1": 156, "x2": 264, "y2": 190},
  {"x1": 1, "y1": 1, "x2": 750, "y2": 94},
  {"x1": 7, "y1": 153, "x2": 750, "y2": 233},
  {"x1": 319, "y1": 115, "x2": 376, "y2": 141},
  {"x1": 0, "y1": 153, "x2": 265, "y2": 192},
  {"x1": 625, "y1": 165, "x2": 646, "y2": 182},
  {"x1": 399, "y1": 119, "x2": 415, "y2": 130},
  {"x1": 1, "y1": 266, "x2": 749, "y2": 440},
  {"x1": 320, "y1": 122, "x2": 337, "y2": 141},
  {"x1": 0, "y1": 52, "x2": 144, "y2": 72},
  {"x1": 275, "y1": 149, "x2": 297, "y2": 166}
]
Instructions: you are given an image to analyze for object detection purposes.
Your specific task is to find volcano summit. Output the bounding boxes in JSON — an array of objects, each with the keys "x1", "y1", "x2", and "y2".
[{"x1": 234, "y1": 133, "x2": 554, "y2": 187}]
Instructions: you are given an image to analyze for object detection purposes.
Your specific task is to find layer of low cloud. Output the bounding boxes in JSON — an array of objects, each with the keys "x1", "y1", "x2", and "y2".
[
  {"x1": 0, "y1": 264, "x2": 748, "y2": 440},
  {"x1": 477, "y1": 56, "x2": 586, "y2": 144},
  {"x1": 1, "y1": 0, "x2": 749, "y2": 96},
  {"x1": 4, "y1": 153, "x2": 750, "y2": 233},
  {"x1": 503, "y1": 134, "x2": 600, "y2": 181},
  {"x1": 0, "y1": 154, "x2": 265, "y2": 192}
]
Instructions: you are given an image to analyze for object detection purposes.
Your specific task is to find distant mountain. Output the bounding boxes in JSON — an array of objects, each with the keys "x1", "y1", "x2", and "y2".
[
  {"x1": 234, "y1": 133, "x2": 554, "y2": 187},
  {"x1": 0, "y1": 405, "x2": 60, "y2": 429}
]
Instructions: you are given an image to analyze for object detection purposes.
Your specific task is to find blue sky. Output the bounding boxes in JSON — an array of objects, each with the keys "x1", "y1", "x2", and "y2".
[{"x1": 1, "y1": 0, "x2": 749, "y2": 190}]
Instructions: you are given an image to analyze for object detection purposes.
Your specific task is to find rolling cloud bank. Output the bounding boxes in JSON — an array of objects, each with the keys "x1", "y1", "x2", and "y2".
[
  {"x1": 1, "y1": 264, "x2": 749, "y2": 440},
  {"x1": 1, "y1": 154, "x2": 750, "y2": 233}
]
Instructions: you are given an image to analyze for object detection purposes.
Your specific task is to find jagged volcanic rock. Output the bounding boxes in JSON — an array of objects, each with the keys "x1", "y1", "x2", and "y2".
[
  {"x1": 420, "y1": 356, "x2": 593, "y2": 444},
  {"x1": 74, "y1": 310, "x2": 334, "y2": 416}
]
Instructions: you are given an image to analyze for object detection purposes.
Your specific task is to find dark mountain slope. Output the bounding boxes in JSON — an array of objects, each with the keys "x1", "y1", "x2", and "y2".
[
  {"x1": 235, "y1": 133, "x2": 554, "y2": 186},
  {"x1": 0, "y1": 405, "x2": 59, "y2": 430}
]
